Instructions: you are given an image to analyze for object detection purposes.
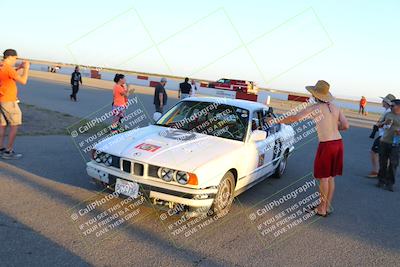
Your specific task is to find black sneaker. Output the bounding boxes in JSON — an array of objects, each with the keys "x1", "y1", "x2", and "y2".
[
  {"x1": 2, "y1": 150, "x2": 22, "y2": 160},
  {"x1": 386, "y1": 184, "x2": 394, "y2": 192},
  {"x1": 0, "y1": 148, "x2": 5, "y2": 155}
]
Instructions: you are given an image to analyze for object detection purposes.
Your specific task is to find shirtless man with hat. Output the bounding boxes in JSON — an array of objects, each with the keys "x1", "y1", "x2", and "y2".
[{"x1": 279, "y1": 80, "x2": 350, "y2": 216}]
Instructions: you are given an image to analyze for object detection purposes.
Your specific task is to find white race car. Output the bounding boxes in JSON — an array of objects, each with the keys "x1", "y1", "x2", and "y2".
[{"x1": 87, "y1": 97, "x2": 295, "y2": 216}]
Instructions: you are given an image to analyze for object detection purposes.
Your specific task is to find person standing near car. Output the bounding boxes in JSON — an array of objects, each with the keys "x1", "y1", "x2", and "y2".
[
  {"x1": 190, "y1": 79, "x2": 198, "y2": 97},
  {"x1": 70, "y1": 66, "x2": 82, "y2": 101},
  {"x1": 154, "y1": 78, "x2": 168, "y2": 113},
  {"x1": 359, "y1": 96, "x2": 367, "y2": 115},
  {"x1": 178, "y1": 77, "x2": 191, "y2": 100},
  {"x1": 376, "y1": 99, "x2": 400, "y2": 192},
  {"x1": 111, "y1": 74, "x2": 128, "y2": 134},
  {"x1": 279, "y1": 80, "x2": 349, "y2": 217},
  {"x1": 0, "y1": 49, "x2": 30, "y2": 159},
  {"x1": 367, "y1": 93, "x2": 396, "y2": 178}
]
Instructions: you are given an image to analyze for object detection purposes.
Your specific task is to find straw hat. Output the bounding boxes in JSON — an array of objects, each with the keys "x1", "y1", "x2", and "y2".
[
  {"x1": 305, "y1": 80, "x2": 333, "y2": 102},
  {"x1": 380, "y1": 94, "x2": 396, "y2": 105}
]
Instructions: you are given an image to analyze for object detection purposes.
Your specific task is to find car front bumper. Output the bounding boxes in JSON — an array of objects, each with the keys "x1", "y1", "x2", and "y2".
[{"x1": 86, "y1": 161, "x2": 216, "y2": 208}]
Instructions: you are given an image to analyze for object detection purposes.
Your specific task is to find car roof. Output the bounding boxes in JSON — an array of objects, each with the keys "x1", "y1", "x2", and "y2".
[{"x1": 182, "y1": 97, "x2": 268, "y2": 111}]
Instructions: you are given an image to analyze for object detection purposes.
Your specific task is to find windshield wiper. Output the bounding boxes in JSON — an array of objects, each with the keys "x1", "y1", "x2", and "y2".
[{"x1": 154, "y1": 123, "x2": 171, "y2": 128}]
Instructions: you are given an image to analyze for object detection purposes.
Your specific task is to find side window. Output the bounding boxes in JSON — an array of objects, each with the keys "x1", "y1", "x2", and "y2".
[
  {"x1": 261, "y1": 109, "x2": 280, "y2": 134},
  {"x1": 251, "y1": 110, "x2": 263, "y2": 131}
]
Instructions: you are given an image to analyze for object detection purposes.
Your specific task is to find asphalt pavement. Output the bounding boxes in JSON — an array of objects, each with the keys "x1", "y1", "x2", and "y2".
[{"x1": 0, "y1": 78, "x2": 399, "y2": 267}]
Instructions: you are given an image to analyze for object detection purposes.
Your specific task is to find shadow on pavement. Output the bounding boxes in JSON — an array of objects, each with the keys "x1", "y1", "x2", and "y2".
[{"x1": 0, "y1": 211, "x2": 89, "y2": 267}]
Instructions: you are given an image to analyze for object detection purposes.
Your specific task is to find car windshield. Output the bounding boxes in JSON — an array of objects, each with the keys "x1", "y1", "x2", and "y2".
[{"x1": 156, "y1": 101, "x2": 249, "y2": 141}]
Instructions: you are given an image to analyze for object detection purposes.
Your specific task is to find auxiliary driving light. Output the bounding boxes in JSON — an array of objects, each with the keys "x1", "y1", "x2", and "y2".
[
  {"x1": 175, "y1": 171, "x2": 189, "y2": 185},
  {"x1": 158, "y1": 168, "x2": 174, "y2": 182},
  {"x1": 92, "y1": 150, "x2": 102, "y2": 163},
  {"x1": 92, "y1": 149, "x2": 113, "y2": 166},
  {"x1": 104, "y1": 154, "x2": 113, "y2": 166}
]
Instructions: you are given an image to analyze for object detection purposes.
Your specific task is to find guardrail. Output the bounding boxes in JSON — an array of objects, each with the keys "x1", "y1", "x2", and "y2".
[{"x1": 29, "y1": 63, "x2": 383, "y2": 113}]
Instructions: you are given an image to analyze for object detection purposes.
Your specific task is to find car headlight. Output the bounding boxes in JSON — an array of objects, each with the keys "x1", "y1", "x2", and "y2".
[
  {"x1": 92, "y1": 150, "x2": 102, "y2": 163},
  {"x1": 104, "y1": 154, "x2": 113, "y2": 166},
  {"x1": 158, "y1": 167, "x2": 174, "y2": 182},
  {"x1": 92, "y1": 150, "x2": 112, "y2": 165},
  {"x1": 175, "y1": 171, "x2": 189, "y2": 185}
]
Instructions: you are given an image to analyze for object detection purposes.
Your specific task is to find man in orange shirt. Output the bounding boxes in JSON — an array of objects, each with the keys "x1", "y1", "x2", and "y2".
[
  {"x1": 0, "y1": 49, "x2": 30, "y2": 159},
  {"x1": 359, "y1": 96, "x2": 367, "y2": 115}
]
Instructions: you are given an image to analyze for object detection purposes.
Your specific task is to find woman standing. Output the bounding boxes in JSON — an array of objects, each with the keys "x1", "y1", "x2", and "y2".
[{"x1": 111, "y1": 74, "x2": 128, "y2": 134}]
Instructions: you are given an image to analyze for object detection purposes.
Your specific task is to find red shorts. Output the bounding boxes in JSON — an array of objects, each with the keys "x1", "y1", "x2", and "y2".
[{"x1": 314, "y1": 139, "x2": 343, "y2": 179}]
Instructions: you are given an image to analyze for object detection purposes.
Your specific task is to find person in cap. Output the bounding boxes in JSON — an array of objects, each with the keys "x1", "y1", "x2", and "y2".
[
  {"x1": 367, "y1": 93, "x2": 396, "y2": 178},
  {"x1": 0, "y1": 49, "x2": 30, "y2": 159},
  {"x1": 279, "y1": 80, "x2": 349, "y2": 216},
  {"x1": 376, "y1": 99, "x2": 400, "y2": 191},
  {"x1": 153, "y1": 78, "x2": 168, "y2": 113}
]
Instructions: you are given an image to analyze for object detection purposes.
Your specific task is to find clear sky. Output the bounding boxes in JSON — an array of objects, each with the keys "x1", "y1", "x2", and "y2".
[{"x1": 1, "y1": 0, "x2": 399, "y2": 101}]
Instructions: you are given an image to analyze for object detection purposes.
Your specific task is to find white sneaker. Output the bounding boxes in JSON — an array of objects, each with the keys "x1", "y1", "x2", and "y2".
[{"x1": 2, "y1": 150, "x2": 23, "y2": 160}]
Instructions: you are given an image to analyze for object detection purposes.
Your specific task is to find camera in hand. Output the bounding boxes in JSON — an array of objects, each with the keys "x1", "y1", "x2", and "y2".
[{"x1": 369, "y1": 125, "x2": 379, "y2": 139}]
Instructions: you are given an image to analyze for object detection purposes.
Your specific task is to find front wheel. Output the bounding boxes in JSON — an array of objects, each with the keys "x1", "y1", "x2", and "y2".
[
  {"x1": 210, "y1": 171, "x2": 235, "y2": 216},
  {"x1": 273, "y1": 150, "x2": 288, "y2": 178}
]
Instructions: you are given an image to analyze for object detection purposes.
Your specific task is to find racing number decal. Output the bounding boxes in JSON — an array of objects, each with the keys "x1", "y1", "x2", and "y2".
[
  {"x1": 258, "y1": 153, "x2": 265, "y2": 167},
  {"x1": 272, "y1": 139, "x2": 282, "y2": 166}
]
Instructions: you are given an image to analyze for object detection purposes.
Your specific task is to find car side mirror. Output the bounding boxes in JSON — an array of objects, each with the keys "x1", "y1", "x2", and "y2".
[{"x1": 250, "y1": 130, "x2": 267, "y2": 142}]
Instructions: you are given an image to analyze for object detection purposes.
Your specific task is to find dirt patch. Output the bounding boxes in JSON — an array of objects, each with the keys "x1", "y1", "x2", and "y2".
[{"x1": 15, "y1": 104, "x2": 107, "y2": 136}]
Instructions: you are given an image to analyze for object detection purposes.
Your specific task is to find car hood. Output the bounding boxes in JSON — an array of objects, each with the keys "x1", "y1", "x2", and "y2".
[{"x1": 95, "y1": 125, "x2": 242, "y2": 172}]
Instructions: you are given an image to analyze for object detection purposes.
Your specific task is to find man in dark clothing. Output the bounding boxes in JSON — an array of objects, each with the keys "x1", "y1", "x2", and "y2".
[
  {"x1": 154, "y1": 78, "x2": 168, "y2": 113},
  {"x1": 179, "y1": 77, "x2": 191, "y2": 99},
  {"x1": 377, "y1": 99, "x2": 400, "y2": 192},
  {"x1": 70, "y1": 66, "x2": 82, "y2": 101}
]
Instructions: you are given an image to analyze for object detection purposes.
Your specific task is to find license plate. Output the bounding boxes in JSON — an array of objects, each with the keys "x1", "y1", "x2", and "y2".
[{"x1": 115, "y1": 179, "x2": 139, "y2": 198}]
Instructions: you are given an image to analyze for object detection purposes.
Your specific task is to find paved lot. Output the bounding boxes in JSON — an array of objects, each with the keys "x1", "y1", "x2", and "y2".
[{"x1": 0, "y1": 78, "x2": 399, "y2": 266}]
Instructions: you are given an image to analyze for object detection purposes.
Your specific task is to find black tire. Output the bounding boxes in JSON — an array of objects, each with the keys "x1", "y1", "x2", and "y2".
[
  {"x1": 273, "y1": 149, "x2": 289, "y2": 178},
  {"x1": 210, "y1": 171, "x2": 235, "y2": 216}
]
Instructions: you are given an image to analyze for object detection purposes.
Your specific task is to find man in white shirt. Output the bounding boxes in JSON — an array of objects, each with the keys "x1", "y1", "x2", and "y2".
[{"x1": 190, "y1": 79, "x2": 198, "y2": 97}]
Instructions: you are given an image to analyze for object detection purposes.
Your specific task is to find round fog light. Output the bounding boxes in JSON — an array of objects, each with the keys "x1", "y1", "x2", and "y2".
[
  {"x1": 158, "y1": 168, "x2": 174, "y2": 182},
  {"x1": 105, "y1": 155, "x2": 113, "y2": 166},
  {"x1": 175, "y1": 171, "x2": 189, "y2": 185}
]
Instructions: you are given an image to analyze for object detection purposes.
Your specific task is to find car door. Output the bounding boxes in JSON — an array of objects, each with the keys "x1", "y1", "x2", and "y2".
[
  {"x1": 245, "y1": 110, "x2": 274, "y2": 182},
  {"x1": 261, "y1": 108, "x2": 283, "y2": 172}
]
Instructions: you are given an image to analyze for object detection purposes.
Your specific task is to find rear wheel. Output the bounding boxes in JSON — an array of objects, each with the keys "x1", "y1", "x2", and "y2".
[
  {"x1": 273, "y1": 149, "x2": 289, "y2": 178},
  {"x1": 210, "y1": 171, "x2": 235, "y2": 216}
]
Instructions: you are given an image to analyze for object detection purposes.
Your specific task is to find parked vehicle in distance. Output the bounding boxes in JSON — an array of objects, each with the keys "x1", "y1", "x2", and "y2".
[{"x1": 208, "y1": 78, "x2": 258, "y2": 94}]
